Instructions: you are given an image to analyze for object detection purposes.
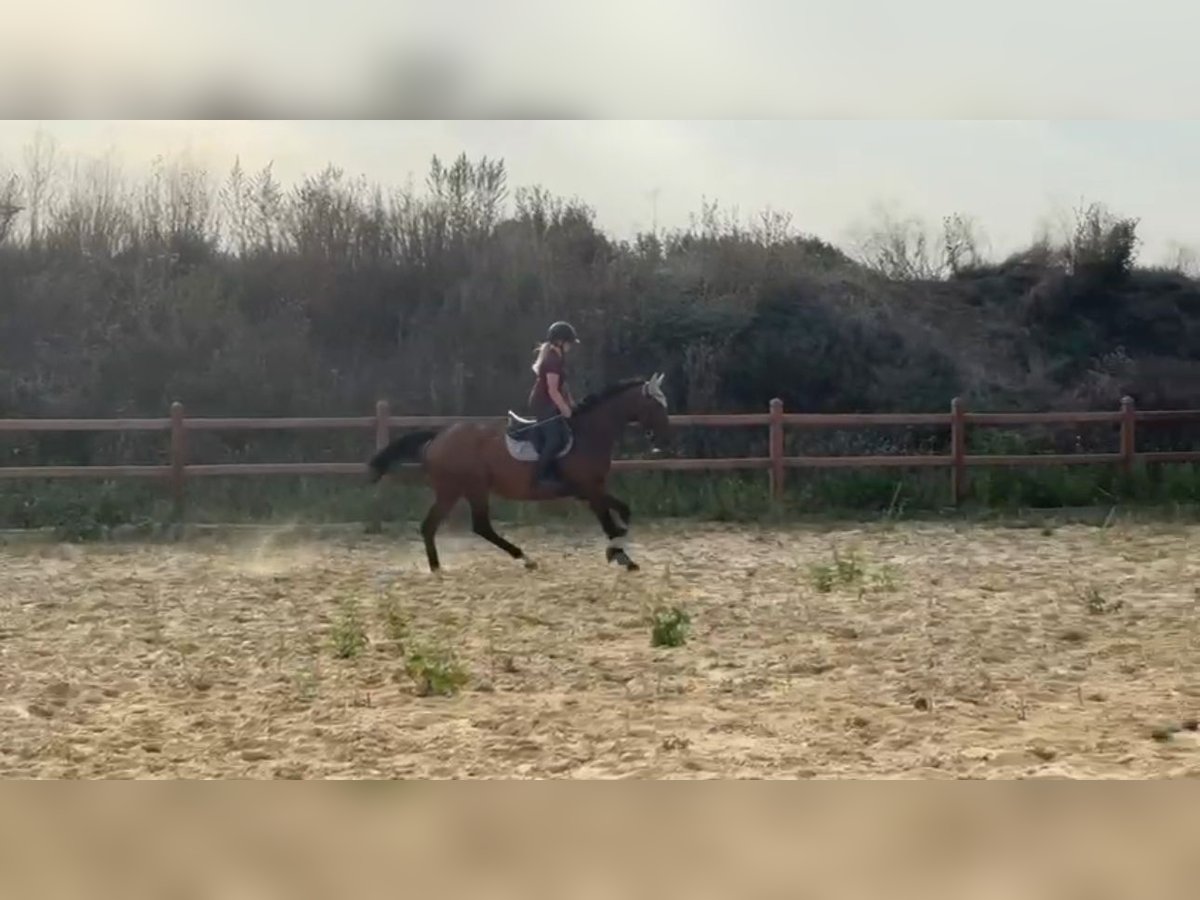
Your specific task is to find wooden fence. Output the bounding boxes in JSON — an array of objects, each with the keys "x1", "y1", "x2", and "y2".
[{"x1": 1, "y1": 396, "x2": 1199, "y2": 520}]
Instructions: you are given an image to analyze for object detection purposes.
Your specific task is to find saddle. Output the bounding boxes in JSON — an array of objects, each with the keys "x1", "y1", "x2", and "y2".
[{"x1": 504, "y1": 411, "x2": 574, "y2": 462}]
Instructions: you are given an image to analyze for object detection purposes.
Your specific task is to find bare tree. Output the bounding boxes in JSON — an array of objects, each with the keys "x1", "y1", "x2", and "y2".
[
  {"x1": 941, "y1": 212, "x2": 987, "y2": 274},
  {"x1": 1066, "y1": 201, "x2": 1140, "y2": 279},
  {"x1": 0, "y1": 172, "x2": 22, "y2": 243},
  {"x1": 52, "y1": 151, "x2": 132, "y2": 258},
  {"x1": 851, "y1": 203, "x2": 941, "y2": 280},
  {"x1": 852, "y1": 205, "x2": 989, "y2": 279},
  {"x1": 752, "y1": 207, "x2": 794, "y2": 247},
  {"x1": 251, "y1": 163, "x2": 284, "y2": 253},
  {"x1": 22, "y1": 128, "x2": 59, "y2": 247},
  {"x1": 1164, "y1": 241, "x2": 1200, "y2": 277},
  {"x1": 426, "y1": 153, "x2": 508, "y2": 239},
  {"x1": 1037, "y1": 199, "x2": 1140, "y2": 278},
  {"x1": 219, "y1": 157, "x2": 251, "y2": 256}
]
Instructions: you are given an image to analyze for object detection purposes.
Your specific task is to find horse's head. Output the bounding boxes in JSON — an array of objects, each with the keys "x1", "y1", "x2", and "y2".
[{"x1": 632, "y1": 372, "x2": 672, "y2": 451}]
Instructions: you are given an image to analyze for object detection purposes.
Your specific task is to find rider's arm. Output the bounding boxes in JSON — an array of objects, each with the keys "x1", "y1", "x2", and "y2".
[{"x1": 545, "y1": 373, "x2": 572, "y2": 418}]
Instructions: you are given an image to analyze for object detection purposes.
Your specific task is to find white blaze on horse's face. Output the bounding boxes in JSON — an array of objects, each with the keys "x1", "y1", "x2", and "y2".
[{"x1": 644, "y1": 372, "x2": 668, "y2": 409}]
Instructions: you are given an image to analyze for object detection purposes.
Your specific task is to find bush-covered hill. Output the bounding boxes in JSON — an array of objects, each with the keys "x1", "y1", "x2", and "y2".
[{"x1": 3, "y1": 148, "x2": 1200, "y2": 476}]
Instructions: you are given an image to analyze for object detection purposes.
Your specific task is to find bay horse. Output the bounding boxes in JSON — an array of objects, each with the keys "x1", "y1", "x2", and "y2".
[{"x1": 366, "y1": 374, "x2": 672, "y2": 572}]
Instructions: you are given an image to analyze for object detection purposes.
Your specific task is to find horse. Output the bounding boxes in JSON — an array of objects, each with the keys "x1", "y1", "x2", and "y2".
[{"x1": 366, "y1": 374, "x2": 672, "y2": 572}]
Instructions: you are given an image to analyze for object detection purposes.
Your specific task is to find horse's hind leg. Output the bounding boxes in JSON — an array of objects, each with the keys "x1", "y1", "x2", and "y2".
[
  {"x1": 420, "y1": 492, "x2": 459, "y2": 572},
  {"x1": 468, "y1": 494, "x2": 536, "y2": 570}
]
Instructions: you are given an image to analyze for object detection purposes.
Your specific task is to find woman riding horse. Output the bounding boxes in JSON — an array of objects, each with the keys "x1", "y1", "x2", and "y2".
[
  {"x1": 528, "y1": 320, "x2": 579, "y2": 490},
  {"x1": 367, "y1": 360, "x2": 672, "y2": 572}
]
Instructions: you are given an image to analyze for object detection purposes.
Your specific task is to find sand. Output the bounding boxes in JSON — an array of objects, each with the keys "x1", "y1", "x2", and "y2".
[{"x1": 2, "y1": 518, "x2": 1199, "y2": 778}]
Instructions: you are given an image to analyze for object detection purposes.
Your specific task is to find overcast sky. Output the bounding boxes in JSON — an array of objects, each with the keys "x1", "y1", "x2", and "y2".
[
  {"x1": 6, "y1": 1, "x2": 1200, "y2": 260},
  {"x1": 2, "y1": 120, "x2": 1197, "y2": 265}
]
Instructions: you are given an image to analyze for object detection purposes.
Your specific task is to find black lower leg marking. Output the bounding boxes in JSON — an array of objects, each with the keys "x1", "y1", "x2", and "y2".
[
  {"x1": 420, "y1": 504, "x2": 445, "y2": 572},
  {"x1": 606, "y1": 494, "x2": 632, "y2": 532}
]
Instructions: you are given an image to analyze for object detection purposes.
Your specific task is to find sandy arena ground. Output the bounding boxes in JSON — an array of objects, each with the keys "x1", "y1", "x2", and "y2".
[{"x1": 2, "y1": 518, "x2": 1199, "y2": 778}]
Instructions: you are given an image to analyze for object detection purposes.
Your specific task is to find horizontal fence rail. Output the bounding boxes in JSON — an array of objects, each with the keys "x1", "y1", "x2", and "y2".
[{"x1": 3, "y1": 396, "x2": 1200, "y2": 521}]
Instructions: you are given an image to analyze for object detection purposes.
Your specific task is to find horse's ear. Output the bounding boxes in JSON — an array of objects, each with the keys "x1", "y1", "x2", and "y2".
[{"x1": 644, "y1": 372, "x2": 668, "y2": 408}]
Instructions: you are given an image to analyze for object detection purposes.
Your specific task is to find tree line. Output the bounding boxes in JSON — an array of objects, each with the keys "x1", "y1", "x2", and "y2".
[{"x1": 4, "y1": 135, "x2": 1200, "y2": 468}]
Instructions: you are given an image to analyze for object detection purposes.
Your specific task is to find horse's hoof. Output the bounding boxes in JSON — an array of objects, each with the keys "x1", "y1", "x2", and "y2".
[
  {"x1": 608, "y1": 549, "x2": 638, "y2": 571},
  {"x1": 607, "y1": 549, "x2": 628, "y2": 566},
  {"x1": 523, "y1": 558, "x2": 538, "y2": 571}
]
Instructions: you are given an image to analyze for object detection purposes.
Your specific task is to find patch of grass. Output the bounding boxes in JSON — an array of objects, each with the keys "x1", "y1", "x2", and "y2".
[
  {"x1": 1078, "y1": 584, "x2": 1122, "y2": 616},
  {"x1": 809, "y1": 563, "x2": 836, "y2": 593},
  {"x1": 331, "y1": 601, "x2": 368, "y2": 659},
  {"x1": 405, "y1": 645, "x2": 470, "y2": 696},
  {"x1": 833, "y1": 547, "x2": 865, "y2": 583},
  {"x1": 377, "y1": 595, "x2": 409, "y2": 650},
  {"x1": 809, "y1": 546, "x2": 902, "y2": 598},
  {"x1": 809, "y1": 547, "x2": 866, "y2": 593},
  {"x1": 293, "y1": 658, "x2": 321, "y2": 704},
  {"x1": 869, "y1": 564, "x2": 900, "y2": 593},
  {"x1": 650, "y1": 606, "x2": 691, "y2": 648}
]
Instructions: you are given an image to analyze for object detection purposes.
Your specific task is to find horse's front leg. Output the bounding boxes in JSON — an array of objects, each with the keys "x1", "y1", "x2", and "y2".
[
  {"x1": 586, "y1": 493, "x2": 638, "y2": 571},
  {"x1": 605, "y1": 493, "x2": 632, "y2": 532}
]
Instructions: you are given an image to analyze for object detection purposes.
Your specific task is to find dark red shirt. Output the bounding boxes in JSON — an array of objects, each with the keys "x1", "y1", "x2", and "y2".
[{"x1": 529, "y1": 347, "x2": 567, "y2": 417}]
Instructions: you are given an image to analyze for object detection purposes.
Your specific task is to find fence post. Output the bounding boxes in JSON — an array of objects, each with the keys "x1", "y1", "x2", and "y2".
[
  {"x1": 950, "y1": 397, "x2": 966, "y2": 505},
  {"x1": 169, "y1": 401, "x2": 186, "y2": 524},
  {"x1": 1120, "y1": 395, "x2": 1136, "y2": 477},
  {"x1": 768, "y1": 398, "x2": 785, "y2": 502},
  {"x1": 375, "y1": 399, "x2": 391, "y2": 451},
  {"x1": 367, "y1": 399, "x2": 390, "y2": 534}
]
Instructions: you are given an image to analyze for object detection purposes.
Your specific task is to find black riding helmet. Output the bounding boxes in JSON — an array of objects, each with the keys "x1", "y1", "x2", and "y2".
[{"x1": 547, "y1": 321, "x2": 579, "y2": 344}]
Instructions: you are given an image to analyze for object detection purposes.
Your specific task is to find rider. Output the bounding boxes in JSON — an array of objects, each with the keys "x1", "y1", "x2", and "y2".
[{"x1": 528, "y1": 320, "x2": 578, "y2": 489}]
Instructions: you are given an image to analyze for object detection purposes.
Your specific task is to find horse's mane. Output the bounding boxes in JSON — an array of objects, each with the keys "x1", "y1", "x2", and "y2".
[{"x1": 572, "y1": 377, "x2": 644, "y2": 416}]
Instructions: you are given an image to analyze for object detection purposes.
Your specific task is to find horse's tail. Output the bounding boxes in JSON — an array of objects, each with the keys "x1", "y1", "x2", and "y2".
[{"x1": 367, "y1": 430, "x2": 439, "y2": 482}]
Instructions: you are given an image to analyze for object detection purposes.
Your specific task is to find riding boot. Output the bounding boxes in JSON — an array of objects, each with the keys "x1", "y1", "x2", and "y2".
[{"x1": 533, "y1": 422, "x2": 566, "y2": 490}]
